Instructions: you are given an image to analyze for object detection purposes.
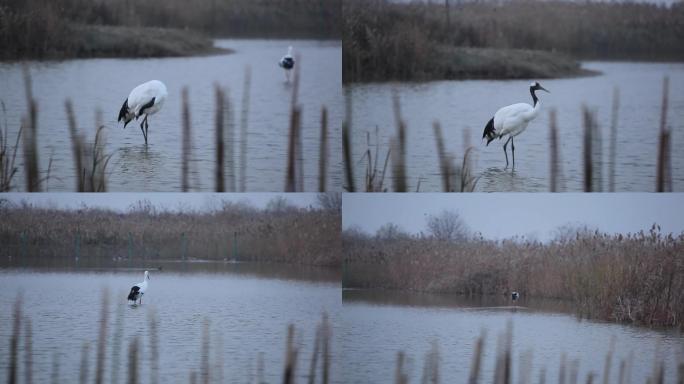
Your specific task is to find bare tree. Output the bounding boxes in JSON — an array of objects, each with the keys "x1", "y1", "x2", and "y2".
[
  {"x1": 317, "y1": 193, "x2": 341, "y2": 212},
  {"x1": 426, "y1": 210, "x2": 468, "y2": 241},
  {"x1": 376, "y1": 223, "x2": 408, "y2": 241}
]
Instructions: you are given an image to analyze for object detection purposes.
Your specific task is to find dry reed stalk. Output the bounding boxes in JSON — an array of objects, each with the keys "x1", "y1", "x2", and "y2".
[
  {"x1": 79, "y1": 342, "x2": 90, "y2": 384},
  {"x1": 127, "y1": 338, "x2": 138, "y2": 384},
  {"x1": 308, "y1": 324, "x2": 322, "y2": 384},
  {"x1": 559, "y1": 353, "x2": 567, "y2": 384},
  {"x1": 239, "y1": 66, "x2": 251, "y2": 192},
  {"x1": 342, "y1": 90, "x2": 355, "y2": 192},
  {"x1": 468, "y1": 332, "x2": 485, "y2": 384},
  {"x1": 569, "y1": 359, "x2": 579, "y2": 384},
  {"x1": 319, "y1": 106, "x2": 328, "y2": 192},
  {"x1": 656, "y1": 76, "x2": 671, "y2": 192},
  {"x1": 111, "y1": 298, "x2": 124, "y2": 384},
  {"x1": 549, "y1": 109, "x2": 559, "y2": 192},
  {"x1": 586, "y1": 373, "x2": 595, "y2": 384},
  {"x1": 283, "y1": 324, "x2": 298, "y2": 384},
  {"x1": 460, "y1": 147, "x2": 479, "y2": 192},
  {"x1": 22, "y1": 67, "x2": 40, "y2": 191},
  {"x1": 95, "y1": 289, "x2": 109, "y2": 384},
  {"x1": 617, "y1": 360, "x2": 626, "y2": 384},
  {"x1": 1, "y1": 101, "x2": 23, "y2": 191},
  {"x1": 395, "y1": 351, "x2": 408, "y2": 384},
  {"x1": 181, "y1": 87, "x2": 191, "y2": 192},
  {"x1": 212, "y1": 331, "x2": 224, "y2": 384},
  {"x1": 149, "y1": 310, "x2": 159, "y2": 384},
  {"x1": 23, "y1": 317, "x2": 32, "y2": 384},
  {"x1": 51, "y1": 352, "x2": 59, "y2": 384},
  {"x1": 225, "y1": 91, "x2": 236, "y2": 192},
  {"x1": 608, "y1": 87, "x2": 620, "y2": 192},
  {"x1": 257, "y1": 352, "x2": 265, "y2": 384},
  {"x1": 391, "y1": 92, "x2": 407, "y2": 192},
  {"x1": 602, "y1": 338, "x2": 615, "y2": 384},
  {"x1": 285, "y1": 54, "x2": 302, "y2": 192},
  {"x1": 8, "y1": 296, "x2": 21, "y2": 384},
  {"x1": 322, "y1": 313, "x2": 331, "y2": 384},
  {"x1": 433, "y1": 121, "x2": 452, "y2": 192},
  {"x1": 65, "y1": 100, "x2": 84, "y2": 191},
  {"x1": 201, "y1": 319, "x2": 210, "y2": 384},
  {"x1": 362, "y1": 127, "x2": 391, "y2": 192},
  {"x1": 421, "y1": 341, "x2": 439, "y2": 384},
  {"x1": 539, "y1": 368, "x2": 546, "y2": 384},
  {"x1": 215, "y1": 86, "x2": 225, "y2": 192}
]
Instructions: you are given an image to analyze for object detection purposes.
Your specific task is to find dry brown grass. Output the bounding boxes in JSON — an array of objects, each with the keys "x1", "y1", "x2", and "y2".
[
  {"x1": 344, "y1": 224, "x2": 684, "y2": 328},
  {"x1": 0, "y1": 198, "x2": 341, "y2": 267}
]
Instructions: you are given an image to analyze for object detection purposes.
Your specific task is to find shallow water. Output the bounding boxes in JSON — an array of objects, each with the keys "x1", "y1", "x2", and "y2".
[
  {"x1": 0, "y1": 268, "x2": 341, "y2": 383},
  {"x1": 0, "y1": 39, "x2": 342, "y2": 192},
  {"x1": 346, "y1": 61, "x2": 684, "y2": 192},
  {"x1": 341, "y1": 289, "x2": 683, "y2": 383}
]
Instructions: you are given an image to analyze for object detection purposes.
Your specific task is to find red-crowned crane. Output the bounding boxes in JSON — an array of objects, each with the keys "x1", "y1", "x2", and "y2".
[
  {"x1": 278, "y1": 46, "x2": 295, "y2": 82},
  {"x1": 118, "y1": 80, "x2": 168, "y2": 145},
  {"x1": 127, "y1": 270, "x2": 150, "y2": 305},
  {"x1": 482, "y1": 81, "x2": 549, "y2": 168}
]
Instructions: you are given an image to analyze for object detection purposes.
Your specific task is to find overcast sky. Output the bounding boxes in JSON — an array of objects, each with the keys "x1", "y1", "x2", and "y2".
[
  {"x1": 343, "y1": 193, "x2": 684, "y2": 241},
  {"x1": 1, "y1": 193, "x2": 321, "y2": 212}
]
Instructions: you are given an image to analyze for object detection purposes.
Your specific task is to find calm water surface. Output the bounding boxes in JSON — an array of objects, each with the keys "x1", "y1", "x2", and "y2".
[
  {"x1": 341, "y1": 290, "x2": 683, "y2": 383},
  {"x1": 0, "y1": 39, "x2": 342, "y2": 191},
  {"x1": 0, "y1": 267, "x2": 341, "y2": 383},
  {"x1": 347, "y1": 62, "x2": 684, "y2": 191}
]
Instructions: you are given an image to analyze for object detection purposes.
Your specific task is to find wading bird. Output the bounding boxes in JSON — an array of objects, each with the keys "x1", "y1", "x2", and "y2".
[
  {"x1": 127, "y1": 270, "x2": 150, "y2": 305},
  {"x1": 511, "y1": 291, "x2": 519, "y2": 301},
  {"x1": 278, "y1": 46, "x2": 295, "y2": 81},
  {"x1": 118, "y1": 80, "x2": 168, "y2": 145},
  {"x1": 482, "y1": 81, "x2": 549, "y2": 168}
]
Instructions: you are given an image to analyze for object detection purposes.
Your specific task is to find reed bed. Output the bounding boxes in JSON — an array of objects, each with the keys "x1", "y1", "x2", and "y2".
[
  {"x1": 4, "y1": 296, "x2": 332, "y2": 384},
  {"x1": 344, "y1": 224, "x2": 684, "y2": 328},
  {"x1": 0, "y1": 197, "x2": 341, "y2": 267}
]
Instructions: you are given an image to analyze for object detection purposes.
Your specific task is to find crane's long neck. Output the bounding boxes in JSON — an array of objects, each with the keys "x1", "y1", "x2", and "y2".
[{"x1": 530, "y1": 87, "x2": 539, "y2": 107}]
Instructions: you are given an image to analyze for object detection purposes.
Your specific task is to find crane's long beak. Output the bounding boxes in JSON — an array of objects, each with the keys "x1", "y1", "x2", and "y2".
[{"x1": 540, "y1": 86, "x2": 550, "y2": 93}]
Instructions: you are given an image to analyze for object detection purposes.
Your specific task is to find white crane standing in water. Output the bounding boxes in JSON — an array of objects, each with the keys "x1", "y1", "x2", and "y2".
[
  {"x1": 278, "y1": 46, "x2": 295, "y2": 82},
  {"x1": 482, "y1": 81, "x2": 549, "y2": 168},
  {"x1": 118, "y1": 80, "x2": 168, "y2": 145},
  {"x1": 127, "y1": 270, "x2": 150, "y2": 305}
]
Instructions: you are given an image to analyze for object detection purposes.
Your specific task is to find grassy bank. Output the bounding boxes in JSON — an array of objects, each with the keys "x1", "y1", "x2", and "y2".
[
  {"x1": 0, "y1": 197, "x2": 341, "y2": 267},
  {"x1": 343, "y1": 225, "x2": 684, "y2": 328},
  {"x1": 343, "y1": 0, "x2": 684, "y2": 83},
  {"x1": 0, "y1": 0, "x2": 339, "y2": 60}
]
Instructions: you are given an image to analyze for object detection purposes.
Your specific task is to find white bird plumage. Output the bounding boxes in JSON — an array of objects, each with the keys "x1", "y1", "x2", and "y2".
[
  {"x1": 118, "y1": 80, "x2": 168, "y2": 144},
  {"x1": 482, "y1": 81, "x2": 549, "y2": 168},
  {"x1": 278, "y1": 46, "x2": 295, "y2": 81},
  {"x1": 127, "y1": 270, "x2": 150, "y2": 305}
]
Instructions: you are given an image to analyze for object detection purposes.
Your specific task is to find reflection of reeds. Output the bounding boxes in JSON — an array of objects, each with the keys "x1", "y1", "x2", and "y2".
[
  {"x1": 149, "y1": 310, "x2": 159, "y2": 384},
  {"x1": 80, "y1": 342, "x2": 90, "y2": 384},
  {"x1": 95, "y1": 290, "x2": 109, "y2": 384},
  {"x1": 9, "y1": 297, "x2": 21, "y2": 384},
  {"x1": 127, "y1": 338, "x2": 139, "y2": 384}
]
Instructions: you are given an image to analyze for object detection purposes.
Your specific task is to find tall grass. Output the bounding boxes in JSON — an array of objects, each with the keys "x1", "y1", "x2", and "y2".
[
  {"x1": 0, "y1": 101, "x2": 22, "y2": 192},
  {"x1": 0, "y1": 199, "x2": 341, "y2": 267},
  {"x1": 343, "y1": 224, "x2": 684, "y2": 328}
]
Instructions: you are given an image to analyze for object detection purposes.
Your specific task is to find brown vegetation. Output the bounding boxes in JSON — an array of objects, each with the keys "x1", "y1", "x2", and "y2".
[
  {"x1": 343, "y1": 0, "x2": 684, "y2": 82},
  {"x1": 1, "y1": 0, "x2": 340, "y2": 60},
  {"x1": 343, "y1": 224, "x2": 684, "y2": 328},
  {"x1": 0, "y1": 197, "x2": 341, "y2": 267}
]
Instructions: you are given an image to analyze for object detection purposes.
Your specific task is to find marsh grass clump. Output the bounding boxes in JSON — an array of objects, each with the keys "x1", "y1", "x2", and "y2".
[{"x1": 344, "y1": 224, "x2": 684, "y2": 328}]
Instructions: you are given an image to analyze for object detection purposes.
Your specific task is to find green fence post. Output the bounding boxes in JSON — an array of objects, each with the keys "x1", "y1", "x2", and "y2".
[
  {"x1": 74, "y1": 231, "x2": 81, "y2": 265},
  {"x1": 128, "y1": 232, "x2": 133, "y2": 266},
  {"x1": 232, "y1": 231, "x2": 238, "y2": 262},
  {"x1": 181, "y1": 232, "x2": 187, "y2": 261}
]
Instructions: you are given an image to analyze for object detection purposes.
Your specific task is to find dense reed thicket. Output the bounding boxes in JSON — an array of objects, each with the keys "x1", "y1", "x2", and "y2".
[
  {"x1": 343, "y1": 0, "x2": 684, "y2": 82},
  {"x1": 0, "y1": 0, "x2": 340, "y2": 59},
  {"x1": 343, "y1": 224, "x2": 684, "y2": 328},
  {"x1": 0, "y1": 196, "x2": 341, "y2": 267}
]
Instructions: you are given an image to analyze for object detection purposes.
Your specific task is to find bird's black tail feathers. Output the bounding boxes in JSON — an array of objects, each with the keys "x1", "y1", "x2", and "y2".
[
  {"x1": 482, "y1": 118, "x2": 496, "y2": 146},
  {"x1": 118, "y1": 99, "x2": 130, "y2": 128},
  {"x1": 127, "y1": 286, "x2": 140, "y2": 301}
]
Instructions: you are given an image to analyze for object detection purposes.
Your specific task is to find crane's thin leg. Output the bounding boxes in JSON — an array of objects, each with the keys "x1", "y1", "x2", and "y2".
[
  {"x1": 139, "y1": 119, "x2": 146, "y2": 144},
  {"x1": 503, "y1": 136, "x2": 512, "y2": 168},
  {"x1": 144, "y1": 116, "x2": 149, "y2": 144},
  {"x1": 511, "y1": 137, "x2": 515, "y2": 169}
]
